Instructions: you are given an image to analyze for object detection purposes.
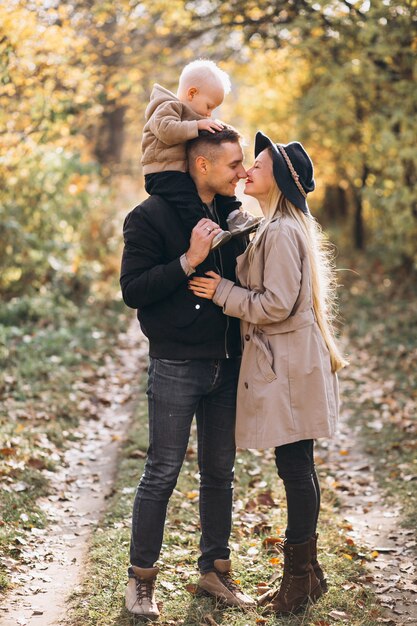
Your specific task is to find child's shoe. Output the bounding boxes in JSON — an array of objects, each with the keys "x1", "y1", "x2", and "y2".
[
  {"x1": 227, "y1": 209, "x2": 263, "y2": 237},
  {"x1": 211, "y1": 229, "x2": 232, "y2": 250}
]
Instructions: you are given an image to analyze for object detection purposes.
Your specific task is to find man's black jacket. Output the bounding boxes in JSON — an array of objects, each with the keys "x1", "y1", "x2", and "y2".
[{"x1": 120, "y1": 195, "x2": 246, "y2": 359}]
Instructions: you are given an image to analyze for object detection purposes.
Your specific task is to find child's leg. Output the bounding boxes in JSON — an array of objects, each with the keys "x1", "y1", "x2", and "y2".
[
  {"x1": 215, "y1": 194, "x2": 262, "y2": 236},
  {"x1": 215, "y1": 194, "x2": 242, "y2": 220},
  {"x1": 145, "y1": 172, "x2": 204, "y2": 234}
]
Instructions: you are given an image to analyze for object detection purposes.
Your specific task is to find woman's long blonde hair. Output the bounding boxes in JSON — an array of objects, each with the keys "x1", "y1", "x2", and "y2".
[{"x1": 250, "y1": 177, "x2": 348, "y2": 373}]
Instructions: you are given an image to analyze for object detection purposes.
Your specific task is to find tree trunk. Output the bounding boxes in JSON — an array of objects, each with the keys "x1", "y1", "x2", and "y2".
[
  {"x1": 94, "y1": 105, "x2": 126, "y2": 165},
  {"x1": 322, "y1": 184, "x2": 348, "y2": 221},
  {"x1": 352, "y1": 165, "x2": 368, "y2": 250},
  {"x1": 353, "y1": 191, "x2": 364, "y2": 250}
]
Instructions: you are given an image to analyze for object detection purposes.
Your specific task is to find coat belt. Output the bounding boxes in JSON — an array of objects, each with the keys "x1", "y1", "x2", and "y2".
[{"x1": 247, "y1": 309, "x2": 315, "y2": 383}]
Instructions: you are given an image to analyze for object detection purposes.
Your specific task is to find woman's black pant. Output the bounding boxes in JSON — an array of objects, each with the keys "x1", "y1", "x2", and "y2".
[{"x1": 274, "y1": 439, "x2": 320, "y2": 544}]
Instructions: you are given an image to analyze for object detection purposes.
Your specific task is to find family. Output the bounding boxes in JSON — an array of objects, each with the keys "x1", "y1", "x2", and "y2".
[{"x1": 120, "y1": 59, "x2": 347, "y2": 620}]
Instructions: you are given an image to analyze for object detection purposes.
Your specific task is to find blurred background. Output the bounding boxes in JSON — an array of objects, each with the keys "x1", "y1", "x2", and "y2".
[{"x1": 1, "y1": 0, "x2": 416, "y2": 306}]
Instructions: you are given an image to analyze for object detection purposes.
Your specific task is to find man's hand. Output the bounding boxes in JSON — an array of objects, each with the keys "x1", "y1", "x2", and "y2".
[
  {"x1": 188, "y1": 271, "x2": 222, "y2": 300},
  {"x1": 197, "y1": 119, "x2": 224, "y2": 133},
  {"x1": 185, "y1": 219, "x2": 221, "y2": 268}
]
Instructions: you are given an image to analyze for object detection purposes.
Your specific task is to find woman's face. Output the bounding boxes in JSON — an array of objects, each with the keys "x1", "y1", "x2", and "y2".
[{"x1": 244, "y1": 149, "x2": 274, "y2": 206}]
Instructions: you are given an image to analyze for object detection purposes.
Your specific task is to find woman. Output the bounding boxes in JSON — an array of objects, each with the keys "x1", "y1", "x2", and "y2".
[{"x1": 189, "y1": 131, "x2": 347, "y2": 615}]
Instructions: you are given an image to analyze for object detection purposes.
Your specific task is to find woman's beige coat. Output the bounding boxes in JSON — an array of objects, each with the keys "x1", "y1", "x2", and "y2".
[{"x1": 214, "y1": 215, "x2": 339, "y2": 449}]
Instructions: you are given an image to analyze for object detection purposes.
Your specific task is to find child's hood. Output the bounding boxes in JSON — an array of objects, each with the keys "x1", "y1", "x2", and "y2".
[{"x1": 145, "y1": 84, "x2": 178, "y2": 120}]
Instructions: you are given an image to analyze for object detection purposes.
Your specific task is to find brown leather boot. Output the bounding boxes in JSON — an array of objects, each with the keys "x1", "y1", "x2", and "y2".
[
  {"x1": 311, "y1": 533, "x2": 328, "y2": 592},
  {"x1": 125, "y1": 566, "x2": 160, "y2": 619},
  {"x1": 197, "y1": 559, "x2": 256, "y2": 608},
  {"x1": 258, "y1": 540, "x2": 322, "y2": 615}
]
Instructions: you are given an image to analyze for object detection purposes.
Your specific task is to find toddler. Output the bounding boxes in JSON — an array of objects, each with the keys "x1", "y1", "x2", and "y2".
[{"x1": 141, "y1": 59, "x2": 262, "y2": 250}]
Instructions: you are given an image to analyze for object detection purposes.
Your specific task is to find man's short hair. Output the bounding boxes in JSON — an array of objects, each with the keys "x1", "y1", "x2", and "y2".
[{"x1": 187, "y1": 125, "x2": 242, "y2": 163}]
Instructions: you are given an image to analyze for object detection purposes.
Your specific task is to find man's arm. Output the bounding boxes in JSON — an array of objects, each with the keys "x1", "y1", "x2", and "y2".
[
  {"x1": 120, "y1": 208, "x2": 220, "y2": 310},
  {"x1": 120, "y1": 209, "x2": 187, "y2": 309}
]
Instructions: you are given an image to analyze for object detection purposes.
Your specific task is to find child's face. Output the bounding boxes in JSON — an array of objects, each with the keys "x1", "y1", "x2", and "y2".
[{"x1": 187, "y1": 85, "x2": 224, "y2": 117}]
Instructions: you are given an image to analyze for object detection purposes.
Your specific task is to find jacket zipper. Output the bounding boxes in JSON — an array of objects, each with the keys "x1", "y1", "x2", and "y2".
[{"x1": 212, "y1": 202, "x2": 230, "y2": 359}]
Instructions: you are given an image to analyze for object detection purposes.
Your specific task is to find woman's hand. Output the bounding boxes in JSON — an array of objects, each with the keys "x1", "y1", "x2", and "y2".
[{"x1": 188, "y1": 271, "x2": 222, "y2": 300}]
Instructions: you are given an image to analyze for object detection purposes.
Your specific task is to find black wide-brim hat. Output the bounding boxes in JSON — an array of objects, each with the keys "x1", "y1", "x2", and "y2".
[{"x1": 254, "y1": 131, "x2": 315, "y2": 215}]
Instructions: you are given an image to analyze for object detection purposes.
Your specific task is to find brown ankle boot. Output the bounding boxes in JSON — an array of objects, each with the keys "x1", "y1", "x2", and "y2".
[
  {"x1": 260, "y1": 540, "x2": 322, "y2": 615},
  {"x1": 197, "y1": 559, "x2": 256, "y2": 608},
  {"x1": 311, "y1": 533, "x2": 328, "y2": 592},
  {"x1": 125, "y1": 566, "x2": 160, "y2": 619}
]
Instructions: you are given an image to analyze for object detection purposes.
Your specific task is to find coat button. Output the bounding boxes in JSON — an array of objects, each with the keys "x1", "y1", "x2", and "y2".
[
  {"x1": 244, "y1": 382, "x2": 248, "y2": 389},
  {"x1": 195, "y1": 304, "x2": 200, "y2": 309},
  {"x1": 245, "y1": 334, "x2": 250, "y2": 341}
]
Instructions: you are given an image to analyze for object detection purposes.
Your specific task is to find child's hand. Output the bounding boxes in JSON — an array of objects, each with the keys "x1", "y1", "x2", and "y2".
[
  {"x1": 188, "y1": 271, "x2": 222, "y2": 300},
  {"x1": 197, "y1": 119, "x2": 224, "y2": 133}
]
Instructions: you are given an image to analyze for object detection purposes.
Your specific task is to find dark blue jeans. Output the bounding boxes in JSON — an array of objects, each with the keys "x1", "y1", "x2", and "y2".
[{"x1": 129, "y1": 357, "x2": 239, "y2": 575}]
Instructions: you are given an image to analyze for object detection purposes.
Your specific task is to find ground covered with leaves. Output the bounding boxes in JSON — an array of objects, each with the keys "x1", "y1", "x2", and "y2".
[
  {"x1": 337, "y1": 259, "x2": 417, "y2": 530},
  {"x1": 64, "y1": 393, "x2": 382, "y2": 626},
  {"x1": 0, "y1": 291, "x2": 130, "y2": 592}
]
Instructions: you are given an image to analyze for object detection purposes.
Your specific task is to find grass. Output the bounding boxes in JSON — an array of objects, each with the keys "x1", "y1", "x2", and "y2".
[
  {"x1": 65, "y1": 380, "x2": 383, "y2": 626},
  {"x1": 0, "y1": 288, "x2": 129, "y2": 590}
]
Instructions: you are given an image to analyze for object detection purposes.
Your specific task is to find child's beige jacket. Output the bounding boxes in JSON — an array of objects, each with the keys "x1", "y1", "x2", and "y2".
[{"x1": 141, "y1": 84, "x2": 203, "y2": 174}]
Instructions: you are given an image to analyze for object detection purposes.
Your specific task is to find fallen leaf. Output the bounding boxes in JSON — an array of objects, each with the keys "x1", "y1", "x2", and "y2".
[
  {"x1": 201, "y1": 614, "x2": 219, "y2": 626},
  {"x1": 128, "y1": 449, "x2": 147, "y2": 459},
  {"x1": 329, "y1": 609, "x2": 349, "y2": 621},
  {"x1": 159, "y1": 580, "x2": 176, "y2": 591},
  {"x1": 0, "y1": 447, "x2": 17, "y2": 456},
  {"x1": 256, "y1": 490, "x2": 276, "y2": 507},
  {"x1": 262, "y1": 536, "x2": 283, "y2": 548},
  {"x1": 11, "y1": 481, "x2": 29, "y2": 492}
]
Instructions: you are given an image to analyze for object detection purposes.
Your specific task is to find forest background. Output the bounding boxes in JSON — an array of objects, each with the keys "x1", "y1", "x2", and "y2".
[
  {"x1": 1, "y1": 0, "x2": 417, "y2": 618},
  {"x1": 1, "y1": 0, "x2": 416, "y2": 306}
]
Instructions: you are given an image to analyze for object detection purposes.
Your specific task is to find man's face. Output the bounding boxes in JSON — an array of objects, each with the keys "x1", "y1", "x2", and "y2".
[{"x1": 205, "y1": 141, "x2": 247, "y2": 197}]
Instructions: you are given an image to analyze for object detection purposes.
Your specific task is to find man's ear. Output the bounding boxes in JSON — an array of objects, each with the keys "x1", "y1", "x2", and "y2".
[
  {"x1": 187, "y1": 87, "x2": 198, "y2": 100},
  {"x1": 195, "y1": 155, "x2": 208, "y2": 174}
]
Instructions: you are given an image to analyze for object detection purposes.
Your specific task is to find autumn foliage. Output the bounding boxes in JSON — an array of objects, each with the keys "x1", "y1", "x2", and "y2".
[{"x1": 1, "y1": 0, "x2": 416, "y2": 302}]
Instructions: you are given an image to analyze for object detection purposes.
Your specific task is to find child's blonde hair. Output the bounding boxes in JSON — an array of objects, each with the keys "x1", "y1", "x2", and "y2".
[
  {"x1": 250, "y1": 180, "x2": 347, "y2": 373},
  {"x1": 178, "y1": 59, "x2": 231, "y2": 94}
]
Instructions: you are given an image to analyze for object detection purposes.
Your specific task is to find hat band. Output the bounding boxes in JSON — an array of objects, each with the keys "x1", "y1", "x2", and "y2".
[{"x1": 277, "y1": 145, "x2": 307, "y2": 199}]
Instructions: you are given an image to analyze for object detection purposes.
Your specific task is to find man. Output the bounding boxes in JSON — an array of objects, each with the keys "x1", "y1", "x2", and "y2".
[{"x1": 120, "y1": 127, "x2": 256, "y2": 619}]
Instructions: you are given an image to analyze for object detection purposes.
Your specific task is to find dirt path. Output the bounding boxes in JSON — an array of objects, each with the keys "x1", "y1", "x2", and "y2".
[
  {"x1": 320, "y1": 361, "x2": 417, "y2": 625},
  {"x1": 0, "y1": 323, "x2": 146, "y2": 626}
]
